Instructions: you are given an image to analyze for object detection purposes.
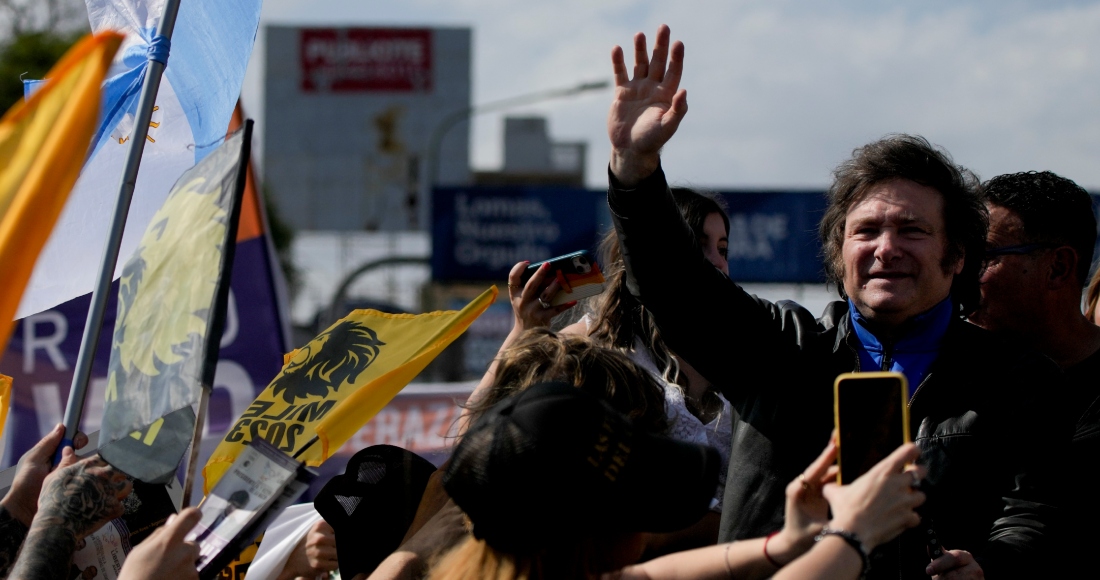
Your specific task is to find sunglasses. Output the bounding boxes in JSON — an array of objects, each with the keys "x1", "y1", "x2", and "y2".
[{"x1": 983, "y1": 242, "x2": 1059, "y2": 260}]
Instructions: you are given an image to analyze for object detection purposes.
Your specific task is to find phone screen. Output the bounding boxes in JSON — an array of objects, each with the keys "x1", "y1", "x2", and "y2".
[{"x1": 835, "y1": 372, "x2": 909, "y2": 484}]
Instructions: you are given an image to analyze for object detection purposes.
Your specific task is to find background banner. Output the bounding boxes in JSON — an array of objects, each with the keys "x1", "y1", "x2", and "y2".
[{"x1": 432, "y1": 186, "x2": 828, "y2": 283}]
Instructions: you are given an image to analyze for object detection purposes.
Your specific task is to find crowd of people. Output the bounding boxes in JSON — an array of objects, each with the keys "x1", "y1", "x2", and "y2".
[{"x1": 3, "y1": 23, "x2": 1099, "y2": 579}]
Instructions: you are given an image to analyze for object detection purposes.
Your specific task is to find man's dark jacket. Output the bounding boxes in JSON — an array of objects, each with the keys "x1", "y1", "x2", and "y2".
[{"x1": 608, "y1": 166, "x2": 1069, "y2": 579}]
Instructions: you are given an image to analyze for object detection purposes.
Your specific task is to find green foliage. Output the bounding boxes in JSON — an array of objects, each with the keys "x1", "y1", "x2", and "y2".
[{"x1": 0, "y1": 29, "x2": 83, "y2": 113}]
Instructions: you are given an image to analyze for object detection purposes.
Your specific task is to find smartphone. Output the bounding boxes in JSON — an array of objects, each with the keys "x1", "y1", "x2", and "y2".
[
  {"x1": 520, "y1": 250, "x2": 606, "y2": 306},
  {"x1": 834, "y1": 371, "x2": 910, "y2": 485}
]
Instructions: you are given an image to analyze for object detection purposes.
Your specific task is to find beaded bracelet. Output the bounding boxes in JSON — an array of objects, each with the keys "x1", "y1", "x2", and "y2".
[{"x1": 815, "y1": 526, "x2": 869, "y2": 577}]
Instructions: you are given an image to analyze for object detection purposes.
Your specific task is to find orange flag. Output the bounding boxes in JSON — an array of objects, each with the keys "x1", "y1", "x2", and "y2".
[{"x1": 0, "y1": 32, "x2": 123, "y2": 350}]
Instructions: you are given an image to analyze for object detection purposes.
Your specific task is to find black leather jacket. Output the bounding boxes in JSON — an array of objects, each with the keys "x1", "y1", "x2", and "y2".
[{"x1": 608, "y1": 165, "x2": 1070, "y2": 579}]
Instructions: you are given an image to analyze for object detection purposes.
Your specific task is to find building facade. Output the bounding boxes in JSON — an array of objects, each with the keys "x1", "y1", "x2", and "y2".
[{"x1": 264, "y1": 26, "x2": 472, "y2": 232}]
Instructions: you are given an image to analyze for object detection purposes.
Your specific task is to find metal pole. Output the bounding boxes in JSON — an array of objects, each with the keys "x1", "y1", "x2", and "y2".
[{"x1": 58, "y1": 0, "x2": 183, "y2": 456}]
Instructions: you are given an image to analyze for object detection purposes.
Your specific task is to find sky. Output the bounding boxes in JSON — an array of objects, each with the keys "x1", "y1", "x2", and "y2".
[{"x1": 242, "y1": 0, "x2": 1100, "y2": 191}]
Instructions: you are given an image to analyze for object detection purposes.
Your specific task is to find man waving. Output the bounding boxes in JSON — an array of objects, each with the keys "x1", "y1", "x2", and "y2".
[{"x1": 606, "y1": 25, "x2": 1069, "y2": 580}]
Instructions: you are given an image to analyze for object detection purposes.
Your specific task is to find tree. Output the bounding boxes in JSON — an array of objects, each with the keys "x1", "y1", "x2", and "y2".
[{"x1": 0, "y1": 0, "x2": 87, "y2": 112}]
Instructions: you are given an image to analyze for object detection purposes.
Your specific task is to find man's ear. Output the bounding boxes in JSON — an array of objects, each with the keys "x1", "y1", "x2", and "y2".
[
  {"x1": 1048, "y1": 246, "x2": 1078, "y2": 289},
  {"x1": 950, "y1": 247, "x2": 965, "y2": 276}
]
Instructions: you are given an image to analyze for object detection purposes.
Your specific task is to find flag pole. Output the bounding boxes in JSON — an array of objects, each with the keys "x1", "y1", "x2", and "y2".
[
  {"x1": 179, "y1": 386, "x2": 210, "y2": 508},
  {"x1": 180, "y1": 119, "x2": 252, "y2": 501},
  {"x1": 58, "y1": 0, "x2": 184, "y2": 457}
]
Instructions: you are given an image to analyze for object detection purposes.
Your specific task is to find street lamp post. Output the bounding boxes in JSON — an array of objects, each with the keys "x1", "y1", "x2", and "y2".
[{"x1": 422, "y1": 79, "x2": 610, "y2": 215}]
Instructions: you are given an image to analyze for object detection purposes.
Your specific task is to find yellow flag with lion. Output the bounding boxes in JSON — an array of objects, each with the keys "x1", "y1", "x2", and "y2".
[{"x1": 203, "y1": 287, "x2": 497, "y2": 493}]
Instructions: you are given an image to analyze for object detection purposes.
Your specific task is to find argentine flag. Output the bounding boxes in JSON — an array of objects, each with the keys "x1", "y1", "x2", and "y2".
[{"x1": 16, "y1": 0, "x2": 262, "y2": 318}]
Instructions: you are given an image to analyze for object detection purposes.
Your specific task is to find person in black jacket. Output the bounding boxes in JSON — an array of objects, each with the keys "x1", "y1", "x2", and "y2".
[
  {"x1": 604, "y1": 24, "x2": 1069, "y2": 580},
  {"x1": 968, "y1": 171, "x2": 1100, "y2": 575}
]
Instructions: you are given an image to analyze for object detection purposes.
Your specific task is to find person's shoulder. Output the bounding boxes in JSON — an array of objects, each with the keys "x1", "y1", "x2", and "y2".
[
  {"x1": 735, "y1": 297, "x2": 846, "y2": 352},
  {"x1": 946, "y1": 319, "x2": 1052, "y2": 365},
  {"x1": 944, "y1": 319, "x2": 1064, "y2": 392},
  {"x1": 1067, "y1": 346, "x2": 1100, "y2": 380},
  {"x1": 749, "y1": 296, "x2": 844, "y2": 324},
  {"x1": 815, "y1": 300, "x2": 850, "y2": 329}
]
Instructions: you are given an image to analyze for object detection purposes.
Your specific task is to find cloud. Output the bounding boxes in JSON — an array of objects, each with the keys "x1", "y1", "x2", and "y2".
[{"x1": 244, "y1": 0, "x2": 1100, "y2": 189}]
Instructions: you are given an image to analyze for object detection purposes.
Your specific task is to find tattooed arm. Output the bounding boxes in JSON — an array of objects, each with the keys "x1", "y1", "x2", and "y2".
[
  {"x1": 6, "y1": 449, "x2": 131, "y2": 580},
  {"x1": 0, "y1": 424, "x2": 90, "y2": 578}
]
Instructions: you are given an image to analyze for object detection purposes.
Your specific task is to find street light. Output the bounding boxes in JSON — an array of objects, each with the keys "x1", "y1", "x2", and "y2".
[{"x1": 424, "y1": 79, "x2": 611, "y2": 202}]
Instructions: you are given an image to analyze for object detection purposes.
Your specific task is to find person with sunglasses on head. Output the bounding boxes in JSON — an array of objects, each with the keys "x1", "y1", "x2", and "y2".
[
  {"x1": 968, "y1": 170, "x2": 1099, "y2": 575},
  {"x1": 605, "y1": 24, "x2": 1069, "y2": 580}
]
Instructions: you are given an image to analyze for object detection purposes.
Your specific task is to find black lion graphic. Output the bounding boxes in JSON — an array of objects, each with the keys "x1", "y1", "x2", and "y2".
[{"x1": 270, "y1": 320, "x2": 386, "y2": 403}]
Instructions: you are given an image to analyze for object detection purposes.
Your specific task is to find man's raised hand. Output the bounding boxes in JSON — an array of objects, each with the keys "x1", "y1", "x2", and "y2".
[{"x1": 608, "y1": 24, "x2": 687, "y2": 186}]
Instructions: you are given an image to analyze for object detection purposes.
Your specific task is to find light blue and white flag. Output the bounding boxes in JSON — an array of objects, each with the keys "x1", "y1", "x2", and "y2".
[{"x1": 16, "y1": 0, "x2": 262, "y2": 318}]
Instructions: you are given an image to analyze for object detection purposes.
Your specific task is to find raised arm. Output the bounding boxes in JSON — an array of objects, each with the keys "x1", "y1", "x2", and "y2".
[
  {"x1": 608, "y1": 24, "x2": 688, "y2": 186},
  {"x1": 612, "y1": 442, "x2": 926, "y2": 580},
  {"x1": 461, "y1": 261, "x2": 576, "y2": 428},
  {"x1": 605, "y1": 27, "x2": 825, "y2": 399}
]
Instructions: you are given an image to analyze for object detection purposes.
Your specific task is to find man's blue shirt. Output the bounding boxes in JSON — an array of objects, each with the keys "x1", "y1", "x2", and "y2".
[{"x1": 849, "y1": 297, "x2": 954, "y2": 398}]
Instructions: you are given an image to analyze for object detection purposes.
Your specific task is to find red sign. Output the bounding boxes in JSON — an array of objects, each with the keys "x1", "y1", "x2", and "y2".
[{"x1": 300, "y1": 28, "x2": 433, "y2": 92}]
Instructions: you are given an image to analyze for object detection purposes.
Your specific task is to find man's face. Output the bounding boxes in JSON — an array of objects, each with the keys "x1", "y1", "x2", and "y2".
[
  {"x1": 969, "y1": 204, "x2": 1047, "y2": 335},
  {"x1": 841, "y1": 178, "x2": 962, "y2": 327}
]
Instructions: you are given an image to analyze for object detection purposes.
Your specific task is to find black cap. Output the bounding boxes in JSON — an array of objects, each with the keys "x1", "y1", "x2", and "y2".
[
  {"x1": 314, "y1": 445, "x2": 437, "y2": 577},
  {"x1": 442, "y1": 382, "x2": 718, "y2": 551}
]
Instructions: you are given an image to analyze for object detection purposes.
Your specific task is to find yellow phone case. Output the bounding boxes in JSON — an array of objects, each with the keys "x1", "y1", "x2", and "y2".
[{"x1": 833, "y1": 371, "x2": 911, "y2": 485}]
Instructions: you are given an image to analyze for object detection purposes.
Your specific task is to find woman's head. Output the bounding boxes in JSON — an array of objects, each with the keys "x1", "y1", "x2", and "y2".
[
  {"x1": 669, "y1": 187, "x2": 730, "y2": 276},
  {"x1": 588, "y1": 188, "x2": 729, "y2": 377},
  {"x1": 467, "y1": 328, "x2": 667, "y2": 434},
  {"x1": 438, "y1": 382, "x2": 719, "y2": 580}
]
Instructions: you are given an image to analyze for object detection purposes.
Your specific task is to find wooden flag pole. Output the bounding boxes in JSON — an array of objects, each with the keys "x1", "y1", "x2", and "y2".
[{"x1": 59, "y1": 0, "x2": 183, "y2": 458}]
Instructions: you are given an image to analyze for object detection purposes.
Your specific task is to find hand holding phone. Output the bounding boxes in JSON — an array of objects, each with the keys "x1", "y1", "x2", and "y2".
[
  {"x1": 519, "y1": 250, "x2": 606, "y2": 307},
  {"x1": 834, "y1": 372, "x2": 911, "y2": 485}
]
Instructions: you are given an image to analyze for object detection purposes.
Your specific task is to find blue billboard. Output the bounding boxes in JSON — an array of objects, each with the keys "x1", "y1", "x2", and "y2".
[
  {"x1": 432, "y1": 185, "x2": 828, "y2": 283},
  {"x1": 718, "y1": 190, "x2": 827, "y2": 283},
  {"x1": 432, "y1": 186, "x2": 605, "y2": 281}
]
